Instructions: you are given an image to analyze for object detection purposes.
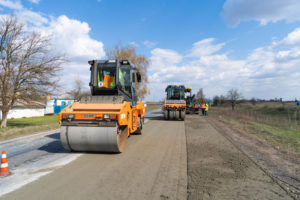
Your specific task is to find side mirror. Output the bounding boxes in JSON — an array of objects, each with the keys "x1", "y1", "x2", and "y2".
[{"x1": 136, "y1": 72, "x2": 142, "y2": 82}]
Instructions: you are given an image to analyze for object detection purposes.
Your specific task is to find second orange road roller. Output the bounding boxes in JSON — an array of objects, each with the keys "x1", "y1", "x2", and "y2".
[
  {"x1": 163, "y1": 85, "x2": 186, "y2": 120},
  {"x1": 59, "y1": 59, "x2": 145, "y2": 153}
]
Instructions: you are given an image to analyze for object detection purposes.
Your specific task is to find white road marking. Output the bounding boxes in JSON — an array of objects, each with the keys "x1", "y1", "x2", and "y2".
[{"x1": 0, "y1": 153, "x2": 81, "y2": 197}]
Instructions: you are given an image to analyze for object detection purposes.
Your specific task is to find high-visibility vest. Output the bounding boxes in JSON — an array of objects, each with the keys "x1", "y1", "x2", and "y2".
[
  {"x1": 98, "y1": 73, "x2": 115, "y2": 88},
  {"x1": 205, "y1": 104, "x2": 209, "y2": 111},
  {"x1": 103, "y1": 74, "x2": 113, "y2": 88},
  {"x1": 200, "y1": 104, "x2": 205, "y2": 109}
]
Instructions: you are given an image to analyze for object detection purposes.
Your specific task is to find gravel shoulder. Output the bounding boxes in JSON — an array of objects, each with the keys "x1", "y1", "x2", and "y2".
[
  {"x1": 185, "y1": 114, "x2": 293, "y2": 200},
  {"x1": 208, "y1": 116, "x2": 300, "y2": 199}
]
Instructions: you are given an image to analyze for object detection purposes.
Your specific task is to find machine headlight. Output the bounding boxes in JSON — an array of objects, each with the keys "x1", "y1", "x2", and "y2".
[
  {"x1": 68, "y1": 114, "x2": 75, "y2": 119},
  {"x1": 103, "y1": 114, "x2": 110, "y2": 119}
]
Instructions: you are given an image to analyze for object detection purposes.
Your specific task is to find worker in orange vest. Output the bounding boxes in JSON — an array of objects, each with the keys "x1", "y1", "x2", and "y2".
[
  {"x1": 200, "y1": 102, "x2": 206, "y2": 116},
  {"x1": 98, "y1": 71, "x2": 116, "y2": 88}
]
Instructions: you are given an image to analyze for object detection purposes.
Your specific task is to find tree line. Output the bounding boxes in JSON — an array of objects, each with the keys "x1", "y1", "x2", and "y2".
[
  {"x1": 189, "y1": 88, "x2": 243, "y2": 111},
  {"x1": 213, "y1": 88, "x2": 243, "y2": 110}
]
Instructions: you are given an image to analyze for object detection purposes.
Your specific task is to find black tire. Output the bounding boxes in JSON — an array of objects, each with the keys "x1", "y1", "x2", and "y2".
[
  {"x1": 164, "y1": 110, "x2": 169, "y2": 120},
  {"x1": 175, "y1": 110, "x2": 180, "y2": 120},
  {"x1": 135, "y1": 117, "x2": 143, "y2": 135},
  {"x1": 180, "y1": 110, "x2": 186, "y2": 121}
]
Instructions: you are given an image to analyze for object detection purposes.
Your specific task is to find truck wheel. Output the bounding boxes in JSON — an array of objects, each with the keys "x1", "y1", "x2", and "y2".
[
  {"x1": 135, "y1": 117, "x2": 143, "y2": 135},
  {"x1": 180, "y1": 110, "x2": 186, "y2": 121},
  {"x1": 175, "y1": 110, "x2": 180, "y2": 120},
  {"x1": 164, "y1": 110, "x2": 169, "y2": 120}
]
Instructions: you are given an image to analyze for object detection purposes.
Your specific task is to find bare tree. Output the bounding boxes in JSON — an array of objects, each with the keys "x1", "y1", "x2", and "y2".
[
  {"x1": 250, "y1": 97, "x2": 256, "y2": 106},
  {"x1": 227, "y1": 88, "x2": 242, "y2": 110},
  {"x1": 67, "y1": 78, "x2": 90, "y2": 100},
  {"x1": 0, "y1": 16, "x2": 65, "y2": 128},
  {"x1": 219, "y1": 95, "x2": 226, "y2": 105},
  {"x1": 213, "y1": 95, "x2": 220, "y2": 106},
  {"x1": 106, "y1": 43, "x2": 149, "y2": 100},
  {"x1": 196, "y1": 88, "x2": 205, "y2": 103}
]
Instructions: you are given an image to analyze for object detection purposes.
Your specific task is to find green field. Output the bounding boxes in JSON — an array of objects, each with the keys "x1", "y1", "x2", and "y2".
[
  {"x1": 0, "y1": 115, "x2": 60, "y2": 141},
  {"x1": 211, "y1": 103, "x2": 300, "y2": 159},
  {"x1": 145, "y1": 103, "x2": 162, "y2": 111}
]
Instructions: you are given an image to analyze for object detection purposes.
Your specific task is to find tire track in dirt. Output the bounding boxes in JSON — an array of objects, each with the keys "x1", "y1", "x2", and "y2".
[
  {"x1": 185, "y1": 115, "x2": 293, "y2": 200},
  {"x1": 208, "y1": 117, "x2": 299, "y2": 199}
]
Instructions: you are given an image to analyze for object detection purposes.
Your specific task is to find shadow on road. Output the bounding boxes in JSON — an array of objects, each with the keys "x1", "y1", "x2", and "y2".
[
  {"x1": 45, "y1": 133, "x2": 60, "y2": 139},
  {"x1": 38, "y1": 140, "x2": 68, "y2": 153},
  {"x1": 145, "y1": 115, "x2": 164, "y2": 121}
]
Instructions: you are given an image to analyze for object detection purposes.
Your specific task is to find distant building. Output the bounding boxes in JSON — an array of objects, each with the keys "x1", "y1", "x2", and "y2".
[
  {"x1": 0, "y1": 100, "x2": 45, "y2": 120},
  {"x1": 45, "y1": 99, "x2": 75, "y2": 115}
]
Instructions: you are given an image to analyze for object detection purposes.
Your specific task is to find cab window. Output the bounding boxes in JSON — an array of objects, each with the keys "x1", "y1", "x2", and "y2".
[
  {"x1": 119, "y1": 65, "x2": 131, "y2": 97},
  {"x1": 97, "y1": 63, "x2": 116, "y2": 89}
]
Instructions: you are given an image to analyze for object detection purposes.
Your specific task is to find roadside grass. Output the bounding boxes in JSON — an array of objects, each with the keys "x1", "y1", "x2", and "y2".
[
  {"x1": 211, "y1": 104, "x2": 300, "y2": 159},
  {"x1": 0, "y1": 115, "x2": 59, "y2": 141},
  {"x1": 146, "y1": 104, "x2": 162, "y2": 111}
]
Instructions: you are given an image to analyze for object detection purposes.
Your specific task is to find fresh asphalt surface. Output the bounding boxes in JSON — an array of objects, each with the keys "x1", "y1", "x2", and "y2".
[
  {"x1": 0, "y1": 109, "x2": 157, "y2": 171},
  {"x1": 0, "y1": 109, "x2": 187, "y2": 199}
]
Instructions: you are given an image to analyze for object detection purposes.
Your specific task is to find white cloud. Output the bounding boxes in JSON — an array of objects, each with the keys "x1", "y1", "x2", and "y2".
[
  {"x1": 36, "y1": 15, "x2": 106, "y2": 91},
  {"x1": 15, "y1": 10, "x2": 48, "y2": 26},
  {"x1": 150, "y1": 48, "x2": 182, "y2": 71},
  {"x1": 147, "y1": 33, "x2": 300, "y2": 101},
  {"x1": 0, "y1": 1, "x2": 46, "y2": 27},
  {"x1": 40, "y1": 15, "x2": 105, "y2": 63},
  {"x1": 0, "y1": 0, "x2": 23, "y2": 10},
  {"x1": 272, "y1": 27, "x2": 300, "y2": 47},
  {"x1": 188, "y1": 38, "x2": 225, "y2": 57},
  {"x1": 0, "y1": 0, "x2": 105, "y2": 92},
  {"x1": 143, "y1": 40, "x2": 157, "y2": 48},
  {"x1": 129, "y1": 41, "x2": 139, "y2": 47},
  {"x1": 222, "y1": 0, "x2": 300, "y2": 26}
]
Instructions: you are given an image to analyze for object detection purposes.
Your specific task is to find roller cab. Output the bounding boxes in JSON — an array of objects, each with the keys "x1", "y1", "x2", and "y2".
[
  {"x1": 59, "y1": 60, "x2": 145, "y2": 153},
  {"x1": 185, "y1": 87, "x2": 200, "y2": 114},
  {"x1": 163, "y1": 85, "x2": 186, "y2": 120}
]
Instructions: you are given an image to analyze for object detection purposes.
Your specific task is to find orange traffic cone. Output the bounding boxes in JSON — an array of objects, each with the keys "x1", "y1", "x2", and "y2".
[{"x1": 0, "y1": 150, "x2": 10, "y2": 176}]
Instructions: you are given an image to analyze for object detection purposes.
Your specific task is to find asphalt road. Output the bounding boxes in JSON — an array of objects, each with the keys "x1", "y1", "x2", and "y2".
[
  {"x1": 0, "y1": 110, "x2": 187, "y2": 200},
  {"x1": 0, "y1": 110, "x2": 292, "y2": 200}
]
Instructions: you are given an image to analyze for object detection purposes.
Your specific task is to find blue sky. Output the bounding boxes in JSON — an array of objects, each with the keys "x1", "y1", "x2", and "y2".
[{"x1": 1, "y1": 0, "x2": 300, "y2": 101}]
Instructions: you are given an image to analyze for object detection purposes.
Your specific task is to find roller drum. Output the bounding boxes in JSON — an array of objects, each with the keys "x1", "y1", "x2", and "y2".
[
  {"x1": 175, "y1": 111, "x2": 180, "y2": 120},
  {"x1": 164, "y1": 110, "x2": 169, "y2": 120},
  {"x1": 60, "y1": 125, "x2": 128, "y2": 153},
  {"x1": 180, "y1": 110, "x2": 186, "y2": 121},
  {"x1": 170, "y1": 111, "x2": 175, "y2": 120}
]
